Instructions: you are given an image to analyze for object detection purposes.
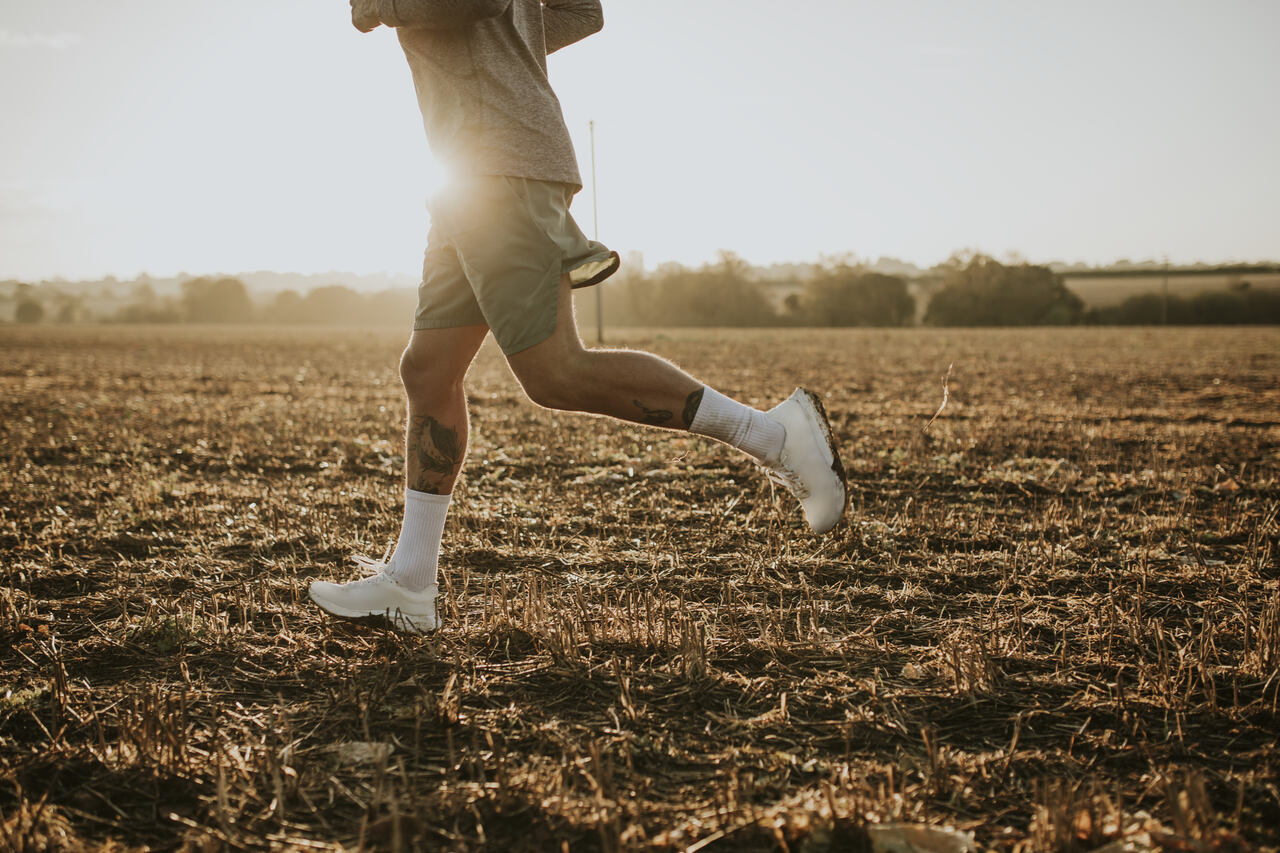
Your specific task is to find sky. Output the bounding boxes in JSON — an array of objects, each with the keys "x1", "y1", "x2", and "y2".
[{"x1": 1, "y1": 0, "x2": 1277, "y2": 281}]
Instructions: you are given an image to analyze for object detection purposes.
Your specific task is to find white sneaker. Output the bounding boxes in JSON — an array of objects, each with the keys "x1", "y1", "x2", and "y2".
[
  {"x1": 763, "y1": 388, "x2": 847, "y2": 534},
  {"x1": 308, "y1": 565, "x2": 438, "y2": 634}
]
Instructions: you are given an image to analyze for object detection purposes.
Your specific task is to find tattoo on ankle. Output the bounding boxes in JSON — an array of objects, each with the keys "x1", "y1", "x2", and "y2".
[
  {"x1": 633, "y1": 399, "x2": 674, "y2": 426},
  {"x1": 407, "y1": 414, "x2": 461, "y2": 494},
  {"x1": 682, "y1": 388, "x2": 704, "y2": 429}
]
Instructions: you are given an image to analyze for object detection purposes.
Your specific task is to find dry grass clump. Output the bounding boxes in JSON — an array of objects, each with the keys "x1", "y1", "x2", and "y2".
[{"x1": 1, "y1": 325, "x2": 1277, "y2": 850}]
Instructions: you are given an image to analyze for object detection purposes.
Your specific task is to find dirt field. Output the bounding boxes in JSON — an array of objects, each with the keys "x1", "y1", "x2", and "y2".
[{"x1": 2, "y1": 325, "x2": 1278, "y2": 851}]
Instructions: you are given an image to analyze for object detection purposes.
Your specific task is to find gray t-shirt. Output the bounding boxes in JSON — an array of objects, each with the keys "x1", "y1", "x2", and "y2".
[{"x1": 377, "y1": 0, "x2": 603, "y2": 189}]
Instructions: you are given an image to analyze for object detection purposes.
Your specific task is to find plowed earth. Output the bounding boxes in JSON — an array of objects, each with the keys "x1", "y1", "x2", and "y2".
[{"x1": 2, "y1": 325, "x2": 1278, "y2": 851}]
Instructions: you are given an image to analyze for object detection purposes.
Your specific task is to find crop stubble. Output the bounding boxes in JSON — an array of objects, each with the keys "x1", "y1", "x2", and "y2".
[{"x1": 1, "y1": 325, "x2": 1278, "y2": 850}]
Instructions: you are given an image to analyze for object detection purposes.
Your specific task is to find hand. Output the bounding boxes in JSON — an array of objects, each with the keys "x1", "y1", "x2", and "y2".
[{"x1": 351, "y1": 0, "x2": 381, "y2": 33}]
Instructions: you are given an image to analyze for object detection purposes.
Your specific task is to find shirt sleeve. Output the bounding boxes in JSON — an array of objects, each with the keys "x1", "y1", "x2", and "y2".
[
  {"x1": 376, "y1": 0, "x2": 512, "y2": 29},
  {"x1": 542, "y1": 0, "x2": 603, "y2": 54}
]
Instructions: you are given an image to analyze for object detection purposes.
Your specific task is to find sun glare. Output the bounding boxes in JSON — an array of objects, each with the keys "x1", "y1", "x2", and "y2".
[{"x1": 421, "y1": 158, "x2": 451, "y2": 199}]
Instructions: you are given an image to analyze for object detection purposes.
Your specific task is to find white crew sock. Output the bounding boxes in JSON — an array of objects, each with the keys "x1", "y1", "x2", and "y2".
[
  {"x1": 383, "y1": 489, "x2": 451, "y2": 593},
  {"x1": 688, "y1": 386, "x2": 785, "y2": 465}
]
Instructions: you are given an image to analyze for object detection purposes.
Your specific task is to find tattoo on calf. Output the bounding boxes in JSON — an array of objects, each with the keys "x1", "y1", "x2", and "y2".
[
  {"x1": 682, "y1": 388, "x2": 704, "y2": 429},
  {"x1": 633, "y1": 400, "x2": 674, "y2": 426},
  {"x1": 407, "y1": 414, "x2": 461, "y2": 494}
]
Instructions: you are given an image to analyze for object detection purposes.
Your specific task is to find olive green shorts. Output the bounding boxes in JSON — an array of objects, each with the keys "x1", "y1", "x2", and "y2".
[{"x1": 413, "y1": 175, "x2": 620, "y2": 355}]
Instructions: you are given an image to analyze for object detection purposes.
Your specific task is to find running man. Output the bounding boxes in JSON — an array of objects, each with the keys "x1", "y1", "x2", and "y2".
[{"x1": 309, "y1": 0, "x2": 847, "y2": 633}]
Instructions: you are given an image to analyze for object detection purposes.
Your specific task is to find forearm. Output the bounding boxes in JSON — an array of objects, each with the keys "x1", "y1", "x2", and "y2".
[
  {"x1": 376, "y1": 0, "x2": 511, "y2": 29},
  {"x1": 543, "y1": 0, "x2": 602, "y2": 53}
]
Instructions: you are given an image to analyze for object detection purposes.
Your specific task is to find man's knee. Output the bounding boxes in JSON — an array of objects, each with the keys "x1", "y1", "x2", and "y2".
[
  {"x1": 506, "y1": 327, "x2": 592, "y2": 410},
  {"x1": 398, "y1": 346, "x2": 429, "y2": 388},
  {"x1": 399, "y1": 343, "x2": 461, "y2": 398}
]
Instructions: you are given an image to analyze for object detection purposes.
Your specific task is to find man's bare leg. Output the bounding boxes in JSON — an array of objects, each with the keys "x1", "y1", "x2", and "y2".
[
  {"x1": 507, "y1": 277, "x2": 756, "y2": 433},
  {"x1": 400, "y1": 325, "x2": 490, "y2": 494},
  {"x1": 377, "y1": 324, "x2": 489, "y2": 594},
  {"x1": 506, "y1": 276, "x2": 845, "y2": 533},
  {"x1": 308, "y1": 324, "x2": 489, "y2": 631}
]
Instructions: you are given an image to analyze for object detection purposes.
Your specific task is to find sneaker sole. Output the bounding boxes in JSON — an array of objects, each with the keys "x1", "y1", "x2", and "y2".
[
  {"x1": 799, "y1": 388, "x2": 848, "y2": 491},
  {"x1": 796, "y1": 388, "x2": 848, "y2": 531},
  {"x1": 308, "y1": 587, "x2": 436, "y2": 634}
]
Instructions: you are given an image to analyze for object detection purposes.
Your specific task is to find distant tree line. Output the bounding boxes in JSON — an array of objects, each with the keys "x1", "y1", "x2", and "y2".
[
  {"x1": 923, "y1": 254, "x2": 1084, "y2": 325},
  {"x1": 595, "y1": 253, "x2": 1279, "y2": 327},
  {"x1": 1085, "y1": 287, "x2": 1280, "y2": 325},
  {"x1": 598, "y1": 252, "x2": 1084, "y2": 327},
  {"x1": 597, "y1": 254, "x2": 919, "y2": 327},
  {"x1": 10, "y1": 282, "x2": 88, "y2": 324},
  {"x1": 6, "y1": 255, "x2": 1280, "y2": 326},
  {"x1": 90, "y1": 277, "x2": 417, "y2": 326}
]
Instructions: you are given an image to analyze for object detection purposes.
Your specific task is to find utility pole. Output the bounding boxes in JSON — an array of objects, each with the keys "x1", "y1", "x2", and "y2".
[
  {"x1": 1161, "y1": 255, "x2": 1169, "y2": 325},
  {"x1": 589, "y1": 120, "x2": 603, "y2": 344}
]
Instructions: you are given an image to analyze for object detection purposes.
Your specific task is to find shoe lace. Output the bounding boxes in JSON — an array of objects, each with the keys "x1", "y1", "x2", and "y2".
[
  {"x1": 763, "y1": 459, "x2": 810, "y2": 499},
  {"x1": 351, "y1": 554, "x2": 392, "y2": 583}
]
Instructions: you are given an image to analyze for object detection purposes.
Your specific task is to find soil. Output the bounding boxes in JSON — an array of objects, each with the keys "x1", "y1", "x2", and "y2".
[{"x1": 2, "y1": 325, "x2": 1277, "y2": 851}]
